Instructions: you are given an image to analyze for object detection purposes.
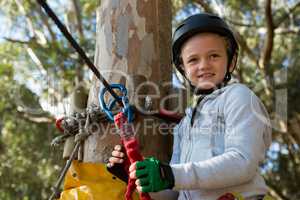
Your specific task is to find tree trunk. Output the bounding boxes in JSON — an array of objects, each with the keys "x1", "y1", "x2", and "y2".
[{"x1": 83, "y1": 0, "x2": 174, "y2": 164}]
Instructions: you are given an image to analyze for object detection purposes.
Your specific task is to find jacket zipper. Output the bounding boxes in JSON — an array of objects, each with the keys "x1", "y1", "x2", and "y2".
[
  {"x1": 183, "y1": 190, "x2": 192, "y2": 200},
  {"x1": 184, "y1": 95, "x2": 210, "y2": 200},
  {"x1": 183, "y1": 90, "x2": 224, "y2": 200}
]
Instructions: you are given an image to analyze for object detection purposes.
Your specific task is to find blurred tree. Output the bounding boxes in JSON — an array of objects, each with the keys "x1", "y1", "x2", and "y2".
[
  {"x1": 0, "y1": 51, "x2": 63, "y2": 199},
  {"x1": 0, "y1": 0, "x2": 98, "y2": 199}
]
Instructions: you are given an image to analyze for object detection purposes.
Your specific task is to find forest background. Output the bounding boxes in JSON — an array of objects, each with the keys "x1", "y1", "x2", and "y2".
[{"x1": 0, "y1": 0, "x2": 299, "y2": 200}]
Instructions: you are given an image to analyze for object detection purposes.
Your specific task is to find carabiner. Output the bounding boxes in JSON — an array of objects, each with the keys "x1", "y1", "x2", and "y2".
[{"x1": 99, "y1": 84, "x2": 133, "y2": 123}]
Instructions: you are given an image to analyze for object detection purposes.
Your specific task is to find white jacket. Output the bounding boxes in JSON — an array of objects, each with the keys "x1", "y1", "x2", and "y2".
[{"x1": 152, "y1": 83, "x2": 272, "y2": 200}]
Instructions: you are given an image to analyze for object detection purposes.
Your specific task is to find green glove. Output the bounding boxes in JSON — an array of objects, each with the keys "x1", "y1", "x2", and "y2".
[{"x1": 135, "y1": 157, "x2": 174, "y2": 193}]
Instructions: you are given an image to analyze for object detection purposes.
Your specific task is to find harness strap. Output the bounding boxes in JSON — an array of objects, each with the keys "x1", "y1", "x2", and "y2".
[{"x1": 114, "y1": 113, "x2": 152, "y2": 200}]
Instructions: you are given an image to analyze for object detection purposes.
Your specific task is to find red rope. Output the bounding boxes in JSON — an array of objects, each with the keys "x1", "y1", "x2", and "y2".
[{"x1": 114, "y1": 112, "x2": 152, "y2": 200}]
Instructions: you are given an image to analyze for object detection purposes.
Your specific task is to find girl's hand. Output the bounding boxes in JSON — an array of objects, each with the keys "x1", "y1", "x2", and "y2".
[
  {"x1": 129, "y1": 162, "x2": 142, "y2": 191},
  {"x1": 107, "y1": 145, "x2": 126, "y2": 168},
  {"x1": 129, "y1": 157, "x2": 175, "y2": 193},
  {"x1": 106, "y1": 144, "x2": 129, "y2": 183}
]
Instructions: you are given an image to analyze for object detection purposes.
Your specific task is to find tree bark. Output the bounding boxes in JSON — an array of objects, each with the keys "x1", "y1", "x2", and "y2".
[{"x1": 83, "y1": 0, "x2": 175, "y2": 164}]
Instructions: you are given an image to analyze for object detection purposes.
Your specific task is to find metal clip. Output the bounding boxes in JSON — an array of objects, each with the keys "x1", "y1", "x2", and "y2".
[{"x1": 99, "y1": 84, "x2": 134, "y2": 123}]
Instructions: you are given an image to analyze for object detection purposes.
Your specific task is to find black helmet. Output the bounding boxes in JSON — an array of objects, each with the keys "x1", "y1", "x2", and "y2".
[{"x1": 172, "y1": 13, "x2": 239, "y2": 81}]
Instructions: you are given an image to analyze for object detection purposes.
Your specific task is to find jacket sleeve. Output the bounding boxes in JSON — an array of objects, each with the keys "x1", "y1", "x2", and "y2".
[{"x1": 171, "y1": 85, "x2": 272, "y2": 190}]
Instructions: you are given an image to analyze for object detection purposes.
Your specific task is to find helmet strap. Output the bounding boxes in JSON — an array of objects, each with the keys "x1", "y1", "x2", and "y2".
[
  {"x1": 189, "y1": 80, "x2": 225, "y2": 95},
  {"x1": 223, "y1": 71, "x2": 231, "y2": 83}
]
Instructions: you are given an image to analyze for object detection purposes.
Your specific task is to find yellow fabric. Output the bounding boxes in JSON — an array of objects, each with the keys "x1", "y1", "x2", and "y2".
[
  {"x1": 58, "y1": 160, "x2": 139, "y2": 200},
  {"x1": 230, "y1": 192, "x2": 275, "y2": 200}
]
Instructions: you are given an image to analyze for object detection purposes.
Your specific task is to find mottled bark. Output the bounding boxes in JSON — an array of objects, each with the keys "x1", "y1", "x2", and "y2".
[{"x1": 84, "y1": 0, "x2": 175, "y2": 163}]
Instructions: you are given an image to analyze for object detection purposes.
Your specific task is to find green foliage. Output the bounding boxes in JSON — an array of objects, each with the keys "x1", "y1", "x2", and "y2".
[
  {"x1": 0, "y1": 42, "x2": 63, "y2": 199},
  {"x1": 265, "y1": 143, "x2": 300, "y2": 199},
  {"x1": 0, "y1": 119, "x2": 63, "y2": 200},
  {"x1": 0, "y1": 0, "x2": 97, "y2": 199}
]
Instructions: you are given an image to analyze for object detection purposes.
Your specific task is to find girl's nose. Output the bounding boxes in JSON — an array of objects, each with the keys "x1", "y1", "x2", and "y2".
[{"x1": 197, "y1": 58, "x2": 210, "y2": 71}]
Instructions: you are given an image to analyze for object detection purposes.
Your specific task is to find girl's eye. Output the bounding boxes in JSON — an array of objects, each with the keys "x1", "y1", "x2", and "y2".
[
  {"x1": 187, "y1": 58, "x2": 198, "y2": 63},
  {"x1": 210, "y1": 54, "x2": 220, "y2": 59}
]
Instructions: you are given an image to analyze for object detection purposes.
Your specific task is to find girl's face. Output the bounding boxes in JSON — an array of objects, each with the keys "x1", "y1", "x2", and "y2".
[{"x1": 181, "y1": 33, "x2": 233, "y2": 90}]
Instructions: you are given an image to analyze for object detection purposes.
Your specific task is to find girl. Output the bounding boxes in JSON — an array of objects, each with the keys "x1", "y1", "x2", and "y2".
[{"x1": 108, "y1": 13, "x2": 272, "y2": 200}]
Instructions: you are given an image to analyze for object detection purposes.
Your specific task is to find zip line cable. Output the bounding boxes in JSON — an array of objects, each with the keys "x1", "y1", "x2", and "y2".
[
  {"x1": 36, "y1": 0, "x2": 183, "y2": 124},
  {"x1": 36, "y1": 0, "x2": 123, "y2": 106}
]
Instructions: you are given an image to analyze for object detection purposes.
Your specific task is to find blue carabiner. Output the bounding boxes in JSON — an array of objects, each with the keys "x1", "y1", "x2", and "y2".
[
  {"x1": 99, "y1": 84, "x2": 133, "y2": 123},
  {"x1": 121, "y1": 95, "x2": 133, "y2": 123}
]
